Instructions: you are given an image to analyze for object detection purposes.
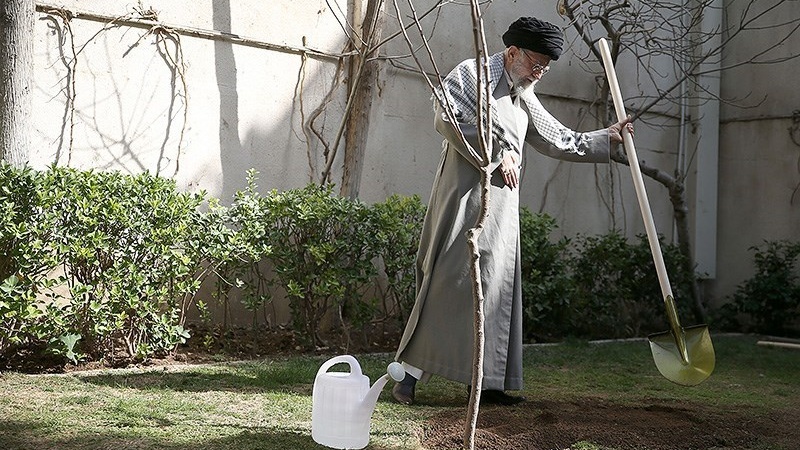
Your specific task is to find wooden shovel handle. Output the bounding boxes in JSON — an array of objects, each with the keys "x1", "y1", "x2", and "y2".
[{"x1": 598, "y1": 38, "x2": 674, "y2": 302}]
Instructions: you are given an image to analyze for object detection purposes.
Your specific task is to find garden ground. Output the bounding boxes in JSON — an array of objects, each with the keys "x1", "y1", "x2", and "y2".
[
  {"x1": 211, "y1": 329, "x2": 800, "y2": 450},
  {"x1": 2, "y1": 331, "x2": 798, "y2": 450}
]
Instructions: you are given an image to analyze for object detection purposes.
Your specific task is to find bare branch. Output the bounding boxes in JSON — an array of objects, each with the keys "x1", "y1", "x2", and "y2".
[{"x1": 389, "y1": 0, "x2": 475, "y2": 161}]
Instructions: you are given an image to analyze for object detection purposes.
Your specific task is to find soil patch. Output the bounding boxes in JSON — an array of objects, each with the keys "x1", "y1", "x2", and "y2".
[
  {"x1": 1, "y1": 322, "x2": 404, "y2": 374},
  {"x1": 422, "y1": 397, "x2": 797, "y2": 450}
]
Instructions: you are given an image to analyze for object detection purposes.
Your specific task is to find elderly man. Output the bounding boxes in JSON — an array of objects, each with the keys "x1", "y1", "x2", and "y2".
[{"x1": 392, "y1": 17, "x2": 633, "y2": 406}]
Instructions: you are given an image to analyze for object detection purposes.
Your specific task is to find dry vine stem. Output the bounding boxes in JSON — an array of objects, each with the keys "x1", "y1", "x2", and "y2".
[
  {"x1": 41, "y1": 7, "x2": 77, "y2": 164},
  {"x1": 147, "y1": 24, "x2": 189, "y2": 177},
  {"x1": 39, "y1": 4, "x2": 189, "y2": 175}
]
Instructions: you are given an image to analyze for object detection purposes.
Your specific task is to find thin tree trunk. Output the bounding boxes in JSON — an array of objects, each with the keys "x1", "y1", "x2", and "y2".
[
  {"x1": 463, "y1": 3, "x2": 492, "y2": 448},
  {"x1": 388, "y1": 2, "x2": 490, "y2": 447},
  {"x1": 464, "y1": 168, "x2": 489, "y2": 450},
  {"x1": 0, "y1": 0, "x2": 34, "y2": 167}
]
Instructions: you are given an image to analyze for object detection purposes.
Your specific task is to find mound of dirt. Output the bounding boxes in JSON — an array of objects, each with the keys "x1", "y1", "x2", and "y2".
[{"x1": 422, "y1": 397, "x2": 796, "y2": 450}]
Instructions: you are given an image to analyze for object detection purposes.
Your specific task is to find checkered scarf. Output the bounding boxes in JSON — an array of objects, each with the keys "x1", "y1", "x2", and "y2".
[{"x1": 433, "y1": 51, "x2": 590, "y2": 157}]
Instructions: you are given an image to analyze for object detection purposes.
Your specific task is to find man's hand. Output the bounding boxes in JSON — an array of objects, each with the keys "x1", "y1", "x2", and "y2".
[
  {"x1": 500, "y1": 153, "x2": 519, "y2": 189},
  {"x1": 608, "y1": 115, "x2": 635, "y2": 145}
]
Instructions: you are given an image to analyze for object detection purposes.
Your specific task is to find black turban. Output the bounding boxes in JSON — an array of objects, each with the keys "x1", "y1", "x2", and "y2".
[{"x1": 502, "y1": 17, "x2": 564, "y2": 61}]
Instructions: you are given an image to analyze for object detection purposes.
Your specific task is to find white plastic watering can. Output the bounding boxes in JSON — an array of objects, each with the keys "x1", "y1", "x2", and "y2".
[{"x1": 311, "y1": 355, "x2": 405, "y2": 449}]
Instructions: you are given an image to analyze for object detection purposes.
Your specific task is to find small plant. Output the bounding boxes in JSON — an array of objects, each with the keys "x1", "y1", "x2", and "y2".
[
  {"x1": 371, "y1": 194, "x2": 425, "y2": 326},
  {"x1": 52, "y1": 333, "x2": 81, "y2": 365},
  {"x1": 264, "y1": 184, "x2": 380, "y2": 349},
  {"x1": 725, "y1": 240, "x2": 800, "y2": 335},
  {"x1": 519, "y1": 208, "x2": 573, "y2": 342}
]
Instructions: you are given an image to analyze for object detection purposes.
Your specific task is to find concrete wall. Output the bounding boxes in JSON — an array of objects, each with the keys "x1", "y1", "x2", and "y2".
[
  {"x1": 33, "y1": 0, "x2": 349, "y2": 200},
  {"x1": 28, "y1": 0, "x2": 800, "y2": 315},
  {"x1": 713, "y1": 0, "x2": 800, "y2": 304}
]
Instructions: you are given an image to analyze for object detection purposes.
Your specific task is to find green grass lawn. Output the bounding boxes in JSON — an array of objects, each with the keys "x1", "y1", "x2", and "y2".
[{"x1": 0, "y1": 334, "x2": 798, "y2": 450}]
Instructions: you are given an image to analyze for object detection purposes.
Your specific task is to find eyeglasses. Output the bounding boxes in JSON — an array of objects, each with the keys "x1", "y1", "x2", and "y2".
[{"x1": 520, "y1": 50, "x2": 551, "y2": 76}]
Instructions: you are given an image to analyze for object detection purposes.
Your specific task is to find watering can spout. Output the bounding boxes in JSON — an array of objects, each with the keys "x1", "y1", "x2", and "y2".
[
  {"x1": 361, "y1": 375, "x2": 389, "y2": 417},
  {"x1": 362, "y1": 362, "x2": 405, "y2": 415},
  {"x1": 361, "y1": 362, "x2": 406, "y2": 426}
]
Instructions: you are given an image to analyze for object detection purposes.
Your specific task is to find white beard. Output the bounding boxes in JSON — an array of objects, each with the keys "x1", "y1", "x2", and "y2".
[{"x1": 512, "y1": 79, "x2": 537, "y2": 98}]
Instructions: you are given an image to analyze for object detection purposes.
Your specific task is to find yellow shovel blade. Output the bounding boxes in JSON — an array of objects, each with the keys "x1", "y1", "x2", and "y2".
[{"x1": 648, "y1": 324, "x2": 715, "y2": 386}]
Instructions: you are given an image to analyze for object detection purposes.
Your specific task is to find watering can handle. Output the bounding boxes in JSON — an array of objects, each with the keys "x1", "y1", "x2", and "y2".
[
  {"x1": 598, "y1": 38, "x2": 674, "y2": 304},
  {"x1": 316, "y1": 355, "x2": 362, "y2": 378}
]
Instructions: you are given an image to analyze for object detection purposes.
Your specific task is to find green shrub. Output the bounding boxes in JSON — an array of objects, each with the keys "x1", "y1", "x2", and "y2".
[
  {"x1": 519, "y1": 208, "x2": 572, "y2": 341},
  {"x1": 41, "y1": 167, "x2": 204, "y2": 361},
  {"x1": 725, "y1": 240, "x2": 800, "y2": 335},
  {"x1": 371, "y1": 194, "x2": 425, "y2": 326},
  {"x1": 210, "y1": 170, "x2": 274, "y2": 332},
  {"x1": 0, "y1": 164, "x2": 59, "y2": 355},
  {"x1": 519, "y1": 214, "x2": 694, "y2": 342},
  {"x1": 263, "y1": 184, "x2": 381, "y2": 348},
  {"x1": 569, "y1": 231, "x2": 692, "y2": 339},
  {"x1": 0, "y1": 161, "x2": 716, "y2": 367}
]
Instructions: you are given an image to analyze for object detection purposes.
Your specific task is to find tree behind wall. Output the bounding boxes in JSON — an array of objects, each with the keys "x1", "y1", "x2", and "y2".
[
  {"x1": 0, "y1": 0, "x2": 34, "y2": 166},
  {"x1": 560, "y1": 0, "x2": 800, "y2": 323}
]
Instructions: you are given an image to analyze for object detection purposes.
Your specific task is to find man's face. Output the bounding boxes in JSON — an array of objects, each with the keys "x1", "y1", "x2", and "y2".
[{"x1": 507, "y1": 47, "x2": 551, "y2": 93}]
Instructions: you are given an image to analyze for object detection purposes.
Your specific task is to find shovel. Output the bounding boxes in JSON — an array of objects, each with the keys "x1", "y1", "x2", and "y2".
[{"x1": 598, "y1": 38, "x2": 715, "y2": 386}]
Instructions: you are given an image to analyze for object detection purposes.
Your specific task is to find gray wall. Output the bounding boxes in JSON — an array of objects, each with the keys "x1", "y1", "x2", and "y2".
[
  {"x1": 33, "y1": 0, "x2": 349, "y2": 199},
  {"x1": 29, "y1": 0, "x2": 800, "y2": 315},
  {"x1": 713, "y1": 0, "x2": 800, "y2": 303}
]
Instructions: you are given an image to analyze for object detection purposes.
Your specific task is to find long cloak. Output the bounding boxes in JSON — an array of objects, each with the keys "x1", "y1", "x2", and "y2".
[{"x1": 395, "y1": 52, "x2": 611, "y2": 391}]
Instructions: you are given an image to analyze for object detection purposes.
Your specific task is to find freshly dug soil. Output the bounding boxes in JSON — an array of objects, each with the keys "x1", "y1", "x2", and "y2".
[{"x1": 421, "y1": 396, "x2": 797, "y2": 450}]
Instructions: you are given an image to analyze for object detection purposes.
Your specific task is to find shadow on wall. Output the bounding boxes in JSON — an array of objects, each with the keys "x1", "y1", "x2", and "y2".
[
  {"x1": 210, "y1": 0, "x2": 349, "y2": 202},
  {"x1": 214, "y1": 0, "x2": 243, "y2": 201},
  {"x1": 36, "y1": 12, "x2": 189, "y2": 175},
  {"x1": 33, "y1": 2, "x2": 348, "y2": 203}
]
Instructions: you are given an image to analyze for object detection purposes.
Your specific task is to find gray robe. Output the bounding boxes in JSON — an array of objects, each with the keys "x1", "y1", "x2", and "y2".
[{"x1": 396, "y1": 64, "x2": 610, "y2": 391}]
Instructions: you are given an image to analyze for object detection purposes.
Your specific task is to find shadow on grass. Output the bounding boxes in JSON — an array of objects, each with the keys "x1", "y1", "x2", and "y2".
[
  {"x1": 73, "y1": 354, "x2": 407, "y2": 397},
  {"x1": 0, "y1": 418, "x2": 334, "y2": 450},
  {"x1": 73, "y1": 359, "x2": 323, "y2": 394},
  {"x1": 71, "y1": 363, "x2": 467, "y2": 412}
]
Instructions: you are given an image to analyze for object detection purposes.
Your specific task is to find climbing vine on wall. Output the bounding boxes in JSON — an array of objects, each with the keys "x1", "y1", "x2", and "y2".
[
  {"x1": 38, "y1": 3, "x2": 188, "y2": 175},
  {"x1": 35, "y1": 1, "x2": 359, "y2": 187}
]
